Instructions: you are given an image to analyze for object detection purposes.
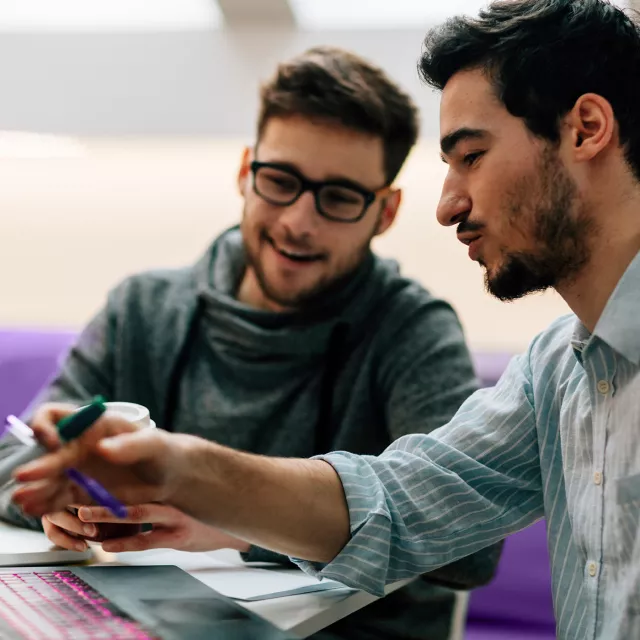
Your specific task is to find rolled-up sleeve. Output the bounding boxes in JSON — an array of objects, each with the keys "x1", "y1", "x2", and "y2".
[{"x1": 294, "y1": 353, "x2": 545, "y2": 596}]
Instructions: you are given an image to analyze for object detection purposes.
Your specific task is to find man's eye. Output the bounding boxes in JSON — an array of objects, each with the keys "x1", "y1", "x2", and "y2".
[
  {"x1": 463, "y1": 152, "x2": 484, "y2": 166},
  {"x1": 267, "y1": 175, "x2": 297, "y2": 190}
]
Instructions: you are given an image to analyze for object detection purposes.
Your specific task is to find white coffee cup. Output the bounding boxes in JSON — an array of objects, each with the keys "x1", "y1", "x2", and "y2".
[{"x1": 103, "y1": 402, "x2": 156, "y2": 430}]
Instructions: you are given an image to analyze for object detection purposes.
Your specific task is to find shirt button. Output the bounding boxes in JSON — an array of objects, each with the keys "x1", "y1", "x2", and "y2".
[
  {"x1": 588, "y1": 562, "x2": 598, "y2": 577},
  {"x1": 597, "y1": 380, "x2": 610, "y2": 395},
  {"x1": 594, "y1": 471, "x2": 602, "y2": 485}
]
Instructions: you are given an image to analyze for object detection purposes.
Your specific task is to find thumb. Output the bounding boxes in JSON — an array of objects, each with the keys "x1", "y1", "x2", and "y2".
[{"x1": 96, "y1": 429, "x2": 162, "y2": 465}]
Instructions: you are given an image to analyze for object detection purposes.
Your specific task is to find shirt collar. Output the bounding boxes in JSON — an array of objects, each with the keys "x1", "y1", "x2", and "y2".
[
  {"x1": 586, "y1": 250, "x2": 640, "y2": 365},
  {"x1": 570, "y1": 321, "x2": 589, "y2": 364}
]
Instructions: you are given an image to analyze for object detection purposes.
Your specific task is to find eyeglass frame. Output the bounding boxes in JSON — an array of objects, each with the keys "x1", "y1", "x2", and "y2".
[{"x1": 249, "y1": 160, "x2": 392, "y2": 223}]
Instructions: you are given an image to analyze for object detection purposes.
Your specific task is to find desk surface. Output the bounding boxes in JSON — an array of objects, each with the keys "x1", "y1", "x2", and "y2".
[
  {"x1": 95, "y1": 546, "x2": 406, "y2": 638},
  {"x1": 0, "y1": 520, "x2": 404, "y2": 639}
]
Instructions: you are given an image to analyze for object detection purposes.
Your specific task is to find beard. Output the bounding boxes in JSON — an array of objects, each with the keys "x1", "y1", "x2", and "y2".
[
  {"x1": 485, "y1": 146, "x2": 596, "y2": 301},
  {"x1": 240, "y1": 210, "x2": 379, "y2": 311}
]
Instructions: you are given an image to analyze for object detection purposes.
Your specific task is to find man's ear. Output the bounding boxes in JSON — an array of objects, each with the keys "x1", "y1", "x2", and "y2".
[
  {"x1": 237, "y1": 147, "x2": 252, "y2": 196},
  {"x1": 374, "y1": 189, "x2": 402, "y2": 237},
  {"x1": 566, "y1": 93, "x2": 615, "y2": 162}
]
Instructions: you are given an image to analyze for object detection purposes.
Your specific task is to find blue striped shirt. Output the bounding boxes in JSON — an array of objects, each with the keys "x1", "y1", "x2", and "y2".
[{"x1": 297, "y1": 251, "x2": 640, "y2": 639}]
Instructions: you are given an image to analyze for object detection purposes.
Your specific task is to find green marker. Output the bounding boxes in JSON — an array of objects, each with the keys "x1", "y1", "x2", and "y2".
[{"x1": 57, "y1": 396, "x2": 107, "y2": 442}]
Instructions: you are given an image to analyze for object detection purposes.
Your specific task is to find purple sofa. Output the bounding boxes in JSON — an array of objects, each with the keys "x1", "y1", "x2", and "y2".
[
  {"x1": 0, "y1": 328, "x2": 76, "y2": 422},
  {"x1": 0, "y1": 330, "x2": 555, "y2": 638},
  {"x1": 467, "y1": 353, "x2": 555, "y2": 639}
]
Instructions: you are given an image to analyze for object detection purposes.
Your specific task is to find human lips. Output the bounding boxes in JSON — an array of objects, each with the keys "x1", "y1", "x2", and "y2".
[
  {"x1": 266, "y1": 235, "x2": 325, "y2": 264},
  {"x1": 457, "y1": 232, "x2": 483, "y2": 261}
]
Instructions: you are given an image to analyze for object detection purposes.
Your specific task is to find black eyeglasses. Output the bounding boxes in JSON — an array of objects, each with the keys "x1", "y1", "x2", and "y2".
[{"x1": 249, "y1": 160, "x2": 390, "y2": 223}]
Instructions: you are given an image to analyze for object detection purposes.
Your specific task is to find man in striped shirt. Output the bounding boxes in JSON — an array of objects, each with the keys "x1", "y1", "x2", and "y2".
[{"x1": 13, "y1": 1, "x2": 640, "y2": 638}]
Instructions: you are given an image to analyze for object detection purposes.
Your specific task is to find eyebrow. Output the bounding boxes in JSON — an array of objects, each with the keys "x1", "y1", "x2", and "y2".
[
  {"x1": 440, "y1": 127, "x2": 488, "y2": 158},
  {"x1": 259, "y1": 159, "x2": 378, "y2": 192}
]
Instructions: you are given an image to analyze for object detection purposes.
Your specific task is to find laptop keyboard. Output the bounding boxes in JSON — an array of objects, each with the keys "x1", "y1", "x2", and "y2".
[{"x1": 0, "y1": 570, "x2": 157, "y2": 639}]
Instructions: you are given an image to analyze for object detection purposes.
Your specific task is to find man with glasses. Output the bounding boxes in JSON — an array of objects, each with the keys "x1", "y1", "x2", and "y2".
[
  {"x1": 1, "y1": 47, "x2": 501, "y2": 640},
  {"x1": 249, "y1": 160, "x2": 393, "y2": 224}
]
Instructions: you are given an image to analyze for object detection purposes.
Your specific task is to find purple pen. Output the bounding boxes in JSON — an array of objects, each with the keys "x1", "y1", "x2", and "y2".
[
  {"x1": 65, "y1": 468, "x2": 127, "y2": 518},
  {"x1": 5, "y1": 415, "x2": 126, "y2": 519}
]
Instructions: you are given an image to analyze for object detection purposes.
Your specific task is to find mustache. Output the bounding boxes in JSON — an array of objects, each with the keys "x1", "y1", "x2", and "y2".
[{"x1": 456, "y1": 220, "x2": 485, "y2": 235}]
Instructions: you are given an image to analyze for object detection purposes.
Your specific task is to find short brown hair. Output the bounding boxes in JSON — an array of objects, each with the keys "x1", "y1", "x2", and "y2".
[{"x1": 257, "y1": 46, "x2": 420, "y2": 184}]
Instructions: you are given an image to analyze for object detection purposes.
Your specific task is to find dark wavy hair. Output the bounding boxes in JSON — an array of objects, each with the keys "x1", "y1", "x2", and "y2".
[{"x1": 419, "y1": 0, "x2": 640, "y2": 180}]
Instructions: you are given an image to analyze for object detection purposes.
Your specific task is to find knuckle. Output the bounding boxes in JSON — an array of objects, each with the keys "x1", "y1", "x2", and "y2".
[{"x1": 127, "y1": 505, "x2": 147, "y2": 522}]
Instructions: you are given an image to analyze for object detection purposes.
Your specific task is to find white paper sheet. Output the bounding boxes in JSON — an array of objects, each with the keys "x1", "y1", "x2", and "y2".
[{"x1": 112, "y1": 548, "x2": 353, "y2": 601}]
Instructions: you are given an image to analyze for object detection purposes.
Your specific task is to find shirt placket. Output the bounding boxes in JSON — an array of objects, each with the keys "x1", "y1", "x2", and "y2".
[{"x1": 584, "y1": 342, "x2": 617, "y2": 639}]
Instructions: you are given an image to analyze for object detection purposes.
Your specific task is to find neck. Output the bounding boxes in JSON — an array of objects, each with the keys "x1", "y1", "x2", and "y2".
[{"x1": 556, "y1": 194, "x2": 640, "y2": 332}]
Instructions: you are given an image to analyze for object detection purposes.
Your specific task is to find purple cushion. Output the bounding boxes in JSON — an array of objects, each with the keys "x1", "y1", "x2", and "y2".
[
  {"x1": 466, "y1": 621, "x2": 556, "y2": 640},
  {"x1": 467, "y1": 520, "x2": 555, "y2": 632},
  {"x1": 0, "y1": 328, "x2": 76, "y2": 422},
  {"x1": 472, "y1": 351, "x2": 515, "y2": 388},
  {"x1": 467, "y1": 354, "x2": 556, "y2": 634}
]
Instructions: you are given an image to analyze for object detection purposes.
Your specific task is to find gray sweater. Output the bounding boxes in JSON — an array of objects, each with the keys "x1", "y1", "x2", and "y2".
[{"x1": 1, "y1": 227, "x2": 502, "y2": 639}]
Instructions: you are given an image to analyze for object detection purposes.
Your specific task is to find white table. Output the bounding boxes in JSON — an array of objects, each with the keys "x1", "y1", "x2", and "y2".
[
  {"x1": 94, "y1": 546, "x2": 410, "y2": 638},
  {"x1": 0, "y1": 522, "x2": 466, "y2": 639}
]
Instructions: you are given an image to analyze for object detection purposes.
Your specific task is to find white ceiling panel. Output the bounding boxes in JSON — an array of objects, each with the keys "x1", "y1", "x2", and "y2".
[
  {"x1": 217, "y1": 0, "x2": 296, "y2": 27},
  {"x1": 0, "y1": 0, "x2": 633, "y2": 33},
  {"x1": 0, "y1": 0, "x2": 222, "y2": 32},
  {"x1": 291, "y1": 0, "x2": 493, "y2": 30},
  {"x1": 292, "y1": 0, "x2": 636, "y2": 30}
]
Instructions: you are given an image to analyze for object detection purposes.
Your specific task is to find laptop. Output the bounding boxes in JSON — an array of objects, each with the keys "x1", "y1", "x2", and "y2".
[
  {"x1": 0, "y1": 518, "x2": 93, "y2": 567},
  {"x1": 0, "y1": 565, "x2": 295, "y2": 639}
]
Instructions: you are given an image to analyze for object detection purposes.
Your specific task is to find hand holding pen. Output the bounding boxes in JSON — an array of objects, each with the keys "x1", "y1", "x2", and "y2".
[{"x1": 2, "y1": 398, "x2": 126, "y2": 518}]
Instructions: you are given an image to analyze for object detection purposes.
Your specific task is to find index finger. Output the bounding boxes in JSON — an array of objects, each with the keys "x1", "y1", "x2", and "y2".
[
  {"x1": 13, "y1": 413, "x2": 144, "y2": 483},
  {"x1": 13, "y1": 441, "x2": 83, "y2": 482},
  {"x1": 79, "y1": 503, "x2": 161, "y2": 524}
]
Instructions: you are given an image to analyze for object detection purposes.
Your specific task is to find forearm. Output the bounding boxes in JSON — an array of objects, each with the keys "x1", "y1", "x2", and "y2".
[
  {"x1": 292, "y1": 442, "x2": 541, "y2": 597},
  {"x1": 174, "y1": 439, "x2": 350, "y2": 563}
]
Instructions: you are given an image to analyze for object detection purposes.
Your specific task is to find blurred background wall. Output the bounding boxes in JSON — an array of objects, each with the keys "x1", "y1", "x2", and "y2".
[{"x1": 4, "y1": 0, "x2": 633, "y2": 351}]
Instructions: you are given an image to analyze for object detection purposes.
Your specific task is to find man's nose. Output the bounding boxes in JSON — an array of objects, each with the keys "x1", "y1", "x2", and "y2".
[
  {"x1": 436, "y1": 171, "x2": 471, "y2": 227},
  {"x1": 278, "y1": 190, "x2": 319, "y2": 236}
]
